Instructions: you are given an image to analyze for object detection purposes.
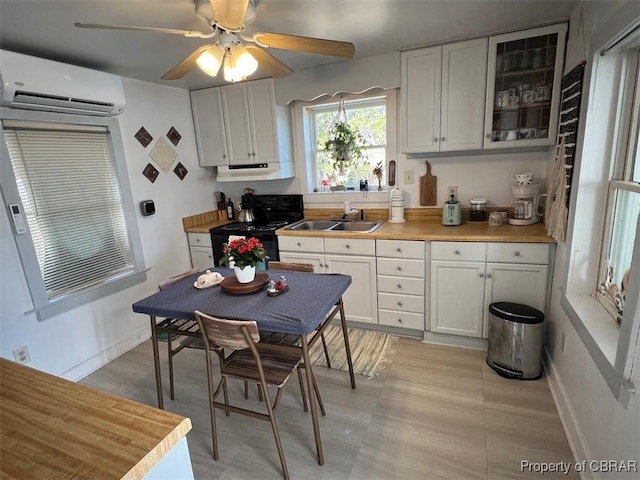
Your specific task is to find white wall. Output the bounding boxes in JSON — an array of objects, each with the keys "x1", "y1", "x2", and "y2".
[
  {"x1": 0, "y1": 78, "x2": 217, "y2": 380},
  {"x1": 544, "y1": 2, "x2": 640, "y2": 477}
]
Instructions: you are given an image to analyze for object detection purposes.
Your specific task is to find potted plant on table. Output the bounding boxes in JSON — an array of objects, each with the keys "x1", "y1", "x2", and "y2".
[{"x1": 220, "y1": 237, "x2": 267, "y2": 283}]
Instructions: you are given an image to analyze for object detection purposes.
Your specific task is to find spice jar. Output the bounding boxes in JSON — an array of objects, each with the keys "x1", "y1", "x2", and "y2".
[{"x1": 470, "y1": 198, "x2": 487, "y2": 222}]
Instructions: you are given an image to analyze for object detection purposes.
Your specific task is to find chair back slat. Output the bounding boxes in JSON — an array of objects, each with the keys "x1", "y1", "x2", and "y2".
[
  {"x1": 195, "y1": 311, "x2": 260, "y2": 350},
  {"x1": 159, "y1": 268, "x2": 199, "y2": 290},
  {"x1": 268, "y1": 261, "x2": 314, "y2": 273}
]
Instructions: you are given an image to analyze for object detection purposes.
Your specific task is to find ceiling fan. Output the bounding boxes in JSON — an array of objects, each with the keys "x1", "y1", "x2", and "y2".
[{"x1": 75, "y1": 0, "x2": 356, "y2": 82}]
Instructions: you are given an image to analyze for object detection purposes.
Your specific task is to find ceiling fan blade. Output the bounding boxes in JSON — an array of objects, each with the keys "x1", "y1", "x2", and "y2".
[
  {"x1": 161, "y1": 46, "x2": 210, "y2": 80},
  {"x1": 74, "y1": 22, "x2": 208, "y2": 37},
  {"x1": 210, "y1": 0, "x2": 249, "y2": 31},
  {"x1": 245, "y1": 45, "x2": 293, "y2": 78},
  {"x1": 254, "y1": 32, "x2": 355, "y2": 58}
]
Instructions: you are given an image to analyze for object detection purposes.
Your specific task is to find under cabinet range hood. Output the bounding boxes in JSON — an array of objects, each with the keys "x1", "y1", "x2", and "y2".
[{"x1": 216, "y1": 162, "x2": 295, "y2": 182}]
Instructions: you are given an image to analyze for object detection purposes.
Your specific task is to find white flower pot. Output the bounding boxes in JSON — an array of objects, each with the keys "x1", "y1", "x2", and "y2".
[{"x1": 234, "y1": 265, "x2": 256, "y2": 284}]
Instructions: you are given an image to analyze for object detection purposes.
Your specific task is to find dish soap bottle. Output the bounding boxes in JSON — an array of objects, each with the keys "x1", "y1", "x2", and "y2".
[{"x1": 226, "y1": 197, "x2": 235, "y2": 220}]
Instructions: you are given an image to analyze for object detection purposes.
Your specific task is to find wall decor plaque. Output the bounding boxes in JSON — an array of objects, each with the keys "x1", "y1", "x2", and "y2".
[
  {"x1": 167, "y1": 126, "x2": 182, "y2": 146},
  {"x1": 134, "y1": 126, "x2": 153, "y2": 148},
  {"x1": 174, "y1": 162, "x2": 188, "y2": 180},
  {"x1": 142, "y1": 163, "x2": 159, "y2": 183},
  {"x1": 149, "y1": 137, "x2": 177, "y2": 173}
]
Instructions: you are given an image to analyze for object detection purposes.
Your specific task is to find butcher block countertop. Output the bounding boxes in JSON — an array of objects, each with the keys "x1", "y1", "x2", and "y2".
[
  {"x1": 183, "y1": 208, "x2": 554, "y2": 243},
  {"x1": 0, "y1": 359, "x2": 192, "y2": 480}
]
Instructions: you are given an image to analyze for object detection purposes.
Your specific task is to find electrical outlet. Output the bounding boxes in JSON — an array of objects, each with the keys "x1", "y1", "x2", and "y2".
[
  {"x1": 404, "y1": 170, "x2": 414, "y2": 185},
  {"x1": 447, "y1": 186, "x2": 458, "y2": 199},
  {"x1": 12, "y1": 345, "x2": 31, "y2": 364}
]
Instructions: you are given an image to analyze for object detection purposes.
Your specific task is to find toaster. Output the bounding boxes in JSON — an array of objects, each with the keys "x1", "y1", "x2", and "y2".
[{"x1": 442, "y1": 196, "x2": 462, "y2": 226}]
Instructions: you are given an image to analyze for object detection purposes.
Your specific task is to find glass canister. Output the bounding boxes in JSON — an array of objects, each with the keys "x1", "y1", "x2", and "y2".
[{"x1": 470, "y1": 198, "x2": 488, "y2": 222}]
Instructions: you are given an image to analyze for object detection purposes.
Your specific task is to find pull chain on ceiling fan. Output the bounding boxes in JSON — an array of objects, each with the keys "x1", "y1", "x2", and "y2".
[{"x1": 75, "y1": 0, "x2": 355, "y2": 82}]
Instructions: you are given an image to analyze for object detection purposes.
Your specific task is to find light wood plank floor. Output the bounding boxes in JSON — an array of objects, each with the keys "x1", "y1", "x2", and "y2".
[{"x1": 82, "y1": 337, "x2": 577, "y2": 480}]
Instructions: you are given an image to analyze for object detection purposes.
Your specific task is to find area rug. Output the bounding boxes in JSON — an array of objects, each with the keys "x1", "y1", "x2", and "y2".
[{"x1": 309, "y1": 325, "x2": 399, "y2": 378}]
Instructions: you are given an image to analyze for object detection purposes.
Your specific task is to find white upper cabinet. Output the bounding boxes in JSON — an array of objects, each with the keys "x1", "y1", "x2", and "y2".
[
  {"x1": 483, "y1": 23, "x2": 567, "y2": 149},
  {"x1": 190, "y1": 88, "x2": 228, "y2": 166},
  {"x1": 401, "y1": 38, "x2": 487, "y2": 153},
  {"x1": 221, "y1": 78, "x2": 280, "y2": 165}
]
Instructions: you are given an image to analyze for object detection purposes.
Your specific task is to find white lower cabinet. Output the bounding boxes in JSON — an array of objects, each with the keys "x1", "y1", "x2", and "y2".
[
  {"x1": 430, "y1": 241, "x2": 550, "y2": 338},
  {"x1": 279, "y1": 236, "x2": 378, "y2": 324},
  {"x1": 188, "y1": 233, "x2": 213, "y2": 271},
  {"x1": 376, "y1": 240, "x2": 426, "y2": 331}
]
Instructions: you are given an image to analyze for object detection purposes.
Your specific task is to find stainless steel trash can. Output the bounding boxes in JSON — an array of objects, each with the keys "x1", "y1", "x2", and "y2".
[{"x1": 486, "y1": 302, "x2": 545, "y2": 380}]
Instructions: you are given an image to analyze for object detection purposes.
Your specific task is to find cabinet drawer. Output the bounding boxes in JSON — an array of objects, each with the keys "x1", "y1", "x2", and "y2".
[
  {"x1": 431, "y1": 241, "x2": 486, "y2": 262},
  {"x1": 377, "y1": 275, "x2": 424, "y2": 295},
  {"x1": 486, "y1": 242, "x2": 550, "y2": 264},
  {"x1": 278, "y1": 236, "x2": 324, "y2": 253},
  {"x1": 377, "y1": 258, "x2": 425, "y2": 278},
  {"x1": 377, "y1": 240, "x2": 425, "y2": 259},
  {"x1": 188, "y1": 232, "x2": 212, "y2": 248},
  {"x1": 378, "y1": 292, "x2": 424, "y2": 313},
  {"x1": 378, "y1": 309, "x2": 424, "y2": 330},
  {"x1": 324, "y1": 238, "x2": 375, "y2": 255}
]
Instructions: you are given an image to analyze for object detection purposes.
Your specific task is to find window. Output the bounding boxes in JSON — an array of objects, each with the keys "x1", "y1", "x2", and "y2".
[
  {"x1": 1, "y1": 112, "x2": 146, "y2": 320},
  {"x1": 295, "y1": 90, "x2": 397, "y2": 193},
  {"x1": 563, "y1": 32, "x2": 640, "y2": 405},
  {"x1": 597, "y1": 51, "x2": 640, "y2": 322}
]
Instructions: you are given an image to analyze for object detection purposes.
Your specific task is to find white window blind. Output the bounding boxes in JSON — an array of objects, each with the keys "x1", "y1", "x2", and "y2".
[{"x1": 3, "y1": 120, "x2": 135, "y2": 300}]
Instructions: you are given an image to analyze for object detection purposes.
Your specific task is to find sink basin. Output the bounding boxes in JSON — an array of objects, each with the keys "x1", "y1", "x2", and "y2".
[
  {"x1": 286, "y1": 219, "x2": 383, "y2": 233},
  {"x1": 289, "y1": 220, "x2": 339, "y2": 231},
  {"x1": 330, "y1": 221, "x2": 383, "y2": 232}
]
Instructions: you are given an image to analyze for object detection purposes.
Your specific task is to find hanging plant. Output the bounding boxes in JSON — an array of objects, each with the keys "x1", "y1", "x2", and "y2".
[{"x1": 323, "y1": 98, "x2": 367, "y2": 174}]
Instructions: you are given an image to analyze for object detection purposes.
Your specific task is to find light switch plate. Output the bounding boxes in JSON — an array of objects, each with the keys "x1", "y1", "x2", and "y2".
[{"x1": 404, "y1": 170, "x2": 414, "y2": 185}]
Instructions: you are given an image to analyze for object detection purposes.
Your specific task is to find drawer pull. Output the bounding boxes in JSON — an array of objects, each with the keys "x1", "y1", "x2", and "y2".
[
  {"x1": 397, "y1": 301, "x2": 403, "y2": 307},
  {"x1": 297, "y1": 242, "x2": 301, "y2": 247},
  {"x1": 396, "y1": 247, "x2": 402, "y2": 252},
  {"x1": 486, "y1": 273, "x2": 492, "y2": 279},
  {"x1": 397, "y1": 318, "x2": 404, "y2": 324},
  {"x1": 345, "y1": 244, "x2": 351, "y2": 249},
  {"x1": 454, "y1": 249, "x2": 460, "y2": 255},
  {"x1": 396, "y1": 266, "x2": 403, "y2": 272},
  {"x1": 397, "y1": 284, "x2": 403, "y2": 289},
  {"x1": 514, "y1": 251, "x2": 521, "y2": 257}
]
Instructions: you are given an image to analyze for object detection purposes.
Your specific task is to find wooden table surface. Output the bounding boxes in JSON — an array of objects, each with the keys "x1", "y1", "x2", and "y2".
[{"x1": 0, "y1": 359, "x2": 192, "y2": 480}]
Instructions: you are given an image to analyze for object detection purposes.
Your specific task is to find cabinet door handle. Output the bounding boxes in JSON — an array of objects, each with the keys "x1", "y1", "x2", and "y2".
[
  {"x1": 434, "y1": 137, "x2": 439, "y2": 142},
  {"x1": 222, "y1": 154, "x2": 227, "y2": 158},
  {"x1": 479, "y1": 273, "x2": 484, "y2": 278},
  {"x1": 514, "y1": 251, "x2": 521, "y2": 257},
  {"x1": 485, "y1": 133, "x2": 491, "y2": 139},
  {"x1": 486, "y1": 273, "x2": 492, "y2": 279},
  {"x1": 454, "y1": 249, "x2": 461, "y2": 255},
  {"x1": 208, "y1": 254, "x2": 212, "y2": 259},
  {"x1": 324, "y1": 263, "x2": 329, "y2": 269},
  {"x1": 440, "y1": 137, "x2": 446, "y2": 141}
]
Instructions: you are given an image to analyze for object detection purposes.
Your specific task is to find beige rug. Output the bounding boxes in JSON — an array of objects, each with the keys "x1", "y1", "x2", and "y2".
[{"x1": 309, "y1": 325, "x2": 399, "y2": 378}]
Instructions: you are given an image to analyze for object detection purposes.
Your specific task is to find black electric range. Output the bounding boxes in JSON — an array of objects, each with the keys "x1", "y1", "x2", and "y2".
[{"x1": 209, "y1": 194, "x2": 303, "y2": 265}]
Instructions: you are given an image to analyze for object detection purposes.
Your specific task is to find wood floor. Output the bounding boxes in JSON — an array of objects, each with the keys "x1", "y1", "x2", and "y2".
[{"x1": 81, "y1": 336, "x2": 577, "y2": 480}]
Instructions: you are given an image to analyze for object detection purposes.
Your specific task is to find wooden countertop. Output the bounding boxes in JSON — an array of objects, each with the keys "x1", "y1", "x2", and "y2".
[
  {"x1": 0, "y1": 359, "x2": 192, "y2": 480},
  {"x1": 183, "y1": 208, "x2": 554, "y2": 243}
]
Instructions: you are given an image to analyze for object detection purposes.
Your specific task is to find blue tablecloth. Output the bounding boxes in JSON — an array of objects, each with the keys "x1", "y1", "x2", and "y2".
[{"x1": 132, "y1": 268, "x2": 352, "y2": 335}]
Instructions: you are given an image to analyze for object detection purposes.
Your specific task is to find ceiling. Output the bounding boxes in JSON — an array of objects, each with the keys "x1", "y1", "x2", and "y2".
[{"x1": 0, "y1": 0, "x2": 580, "y2": 91}]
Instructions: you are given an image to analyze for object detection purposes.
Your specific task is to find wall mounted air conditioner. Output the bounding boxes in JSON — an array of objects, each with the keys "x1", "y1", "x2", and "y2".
[{"x1": 0, "y1": 50, "x2": 125, "y2": 116}]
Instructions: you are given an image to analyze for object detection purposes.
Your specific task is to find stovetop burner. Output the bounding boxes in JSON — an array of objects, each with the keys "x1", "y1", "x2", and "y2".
[{"x1": 212, "y1": 221, "x2": 289, "y2": 235}]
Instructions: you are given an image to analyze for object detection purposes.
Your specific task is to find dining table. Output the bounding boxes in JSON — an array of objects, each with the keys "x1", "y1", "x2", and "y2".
[{"x1": 131, "y1": 267, "x2": 355, "y2": 466}]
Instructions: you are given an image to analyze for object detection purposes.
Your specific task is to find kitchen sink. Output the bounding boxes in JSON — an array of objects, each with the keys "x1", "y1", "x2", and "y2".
[
  {"x1": 330, "y1": 221, "x2": 383, "y2": 232},
  {"x1": 288, "y1": 220, "x2": 339, "y2": 231},
  {"x1": 286, "y1": 220, "x2": 383, "y2": 233}
]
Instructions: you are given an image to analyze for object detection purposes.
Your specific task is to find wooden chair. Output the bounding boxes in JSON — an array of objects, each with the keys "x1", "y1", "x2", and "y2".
[
  {"x1": 195, "y1": 311, "x2": 325, "y2": 480},
  {"x1": 262, "y1": 261, "x2": 332, "y2": 370}
]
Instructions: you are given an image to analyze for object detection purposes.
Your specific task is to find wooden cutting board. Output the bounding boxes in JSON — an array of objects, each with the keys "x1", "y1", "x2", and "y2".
[{"x1": 420, "y1": 161, "x2": 437, "y2": 206}]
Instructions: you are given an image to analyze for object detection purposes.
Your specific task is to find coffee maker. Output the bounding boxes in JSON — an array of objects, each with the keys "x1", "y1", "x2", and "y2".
[{"x1": 509, "y1": 184, "x2": 545, "y2": 225}]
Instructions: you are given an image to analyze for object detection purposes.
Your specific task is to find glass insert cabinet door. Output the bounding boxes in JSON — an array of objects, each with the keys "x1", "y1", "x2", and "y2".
[{"x1": 484, "y1": 23, "x2": 567, "y2": 148}]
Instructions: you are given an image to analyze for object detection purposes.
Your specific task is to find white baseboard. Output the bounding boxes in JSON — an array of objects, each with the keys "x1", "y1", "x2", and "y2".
[
  {"x1": 61, "y1": 327, "x2": 150, "y2": 382},
  {"x1": 543, "y1": 347, "x2": 593, "y2": 480},
  {"x1": 422, "y1": 330, "x2": 488, "y2": 350}
]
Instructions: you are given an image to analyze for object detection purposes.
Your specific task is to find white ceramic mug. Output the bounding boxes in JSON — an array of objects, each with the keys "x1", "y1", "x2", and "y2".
[
  {"x1": 506, "y1": 130, "x2": 518, "y2": 141},
  {"x1": 512, "y1": 173, "x2": 534, "y2": 185}
]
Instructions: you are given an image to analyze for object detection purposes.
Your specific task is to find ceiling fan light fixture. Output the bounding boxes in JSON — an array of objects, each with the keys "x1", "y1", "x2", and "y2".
[
  {"x1": 196, "y1": 46, "x2": 224, "y2": 76},
  {"x1": 223, "y1": 44, "x2": 258, "y2": 82}
]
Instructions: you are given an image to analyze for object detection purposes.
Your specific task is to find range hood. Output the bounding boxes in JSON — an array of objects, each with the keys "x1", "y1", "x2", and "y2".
[{"x1": 216, "y1": 162, "x2": 295, "y2": 182}]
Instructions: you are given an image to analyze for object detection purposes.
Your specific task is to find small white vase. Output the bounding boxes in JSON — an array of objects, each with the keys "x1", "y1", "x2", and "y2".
[{"x1": 234, "y1": 265, "x2": 256, "y2": 284}]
